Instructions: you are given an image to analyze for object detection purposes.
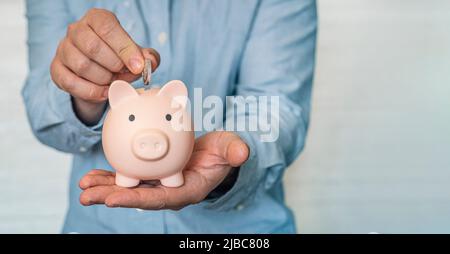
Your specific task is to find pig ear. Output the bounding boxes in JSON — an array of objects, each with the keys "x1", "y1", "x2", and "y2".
[
  {"x1": 157, "y1": 80, "x2": 188, "y2": 108},
  {"x1": 108, "y1": 80, "x2": 139, "y2": 109}
]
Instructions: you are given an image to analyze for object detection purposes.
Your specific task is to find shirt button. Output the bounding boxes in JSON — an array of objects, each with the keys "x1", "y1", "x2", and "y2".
[
  {"x1": 158, "y1": 32, "x2": 168, "y2": 45},
  {"x1": 79, "y1": 146, "x2": 87, "y2": 153},
  {"x1": 235, "y1": 204, "x2": 245, "y2": 211}
]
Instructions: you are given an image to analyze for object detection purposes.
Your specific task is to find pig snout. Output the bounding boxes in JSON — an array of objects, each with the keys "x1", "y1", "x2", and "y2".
[{"x1": 132, "y1": 130, "x2": 169, "y2": 161}]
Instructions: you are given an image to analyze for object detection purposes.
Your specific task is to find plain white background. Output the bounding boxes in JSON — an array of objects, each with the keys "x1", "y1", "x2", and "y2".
[{"x1": 1, "y1": 0, "x2": 450, "y2": 233}]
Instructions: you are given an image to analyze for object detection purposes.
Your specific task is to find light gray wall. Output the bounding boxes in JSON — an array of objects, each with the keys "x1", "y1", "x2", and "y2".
[
  {"x1": 1, "y1": 0, "x2": 449, "y2": 233},
  {"x1": 0, "y1": 1, "x2": 70, "y2": 233},
  {"x1": 285, "y1": 0, "x2": 450, "y2": 233}
]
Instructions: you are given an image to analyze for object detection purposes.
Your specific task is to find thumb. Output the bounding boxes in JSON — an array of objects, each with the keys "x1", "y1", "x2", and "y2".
[
  {"x1": 112, "y1": 48, "x2": 161, "y2": 83},
  {"x1": 217, "y1": 132, "x2": 250, "y2": 167}
]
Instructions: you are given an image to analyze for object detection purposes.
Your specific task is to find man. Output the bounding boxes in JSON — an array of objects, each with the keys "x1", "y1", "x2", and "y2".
[{"x1": 23, "y1": 0, "x2": 317, "y2": 233}]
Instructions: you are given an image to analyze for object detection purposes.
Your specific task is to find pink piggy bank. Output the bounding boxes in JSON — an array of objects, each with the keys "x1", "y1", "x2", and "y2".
[{"x1": 102, "y1": 80, "x2": 194, "y2": 188}]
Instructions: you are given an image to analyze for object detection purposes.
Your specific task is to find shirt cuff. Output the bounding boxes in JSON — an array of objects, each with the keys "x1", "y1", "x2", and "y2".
[
  {"x1": 50, "y1": 81, "x2": 105, "y2": 153},
  {"x1": 67, "y1": 97, "x2": 106, "y2": 153},
  {"x1": 203, "y1": 130, "x2": 285, "y2": 211}
]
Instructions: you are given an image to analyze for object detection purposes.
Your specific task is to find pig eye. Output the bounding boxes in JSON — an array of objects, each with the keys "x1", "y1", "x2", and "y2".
[
  {"x1": 165, "y1": 114, "x2": 172, "y2": 121},
  {"x1": 129, "y1": 114, "x2": 135, "y2": 122}
]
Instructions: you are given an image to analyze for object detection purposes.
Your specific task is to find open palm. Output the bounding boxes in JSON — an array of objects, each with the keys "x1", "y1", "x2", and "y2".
[{"x1": 79, "y1": 131, "x2": 249, "y2": 210}]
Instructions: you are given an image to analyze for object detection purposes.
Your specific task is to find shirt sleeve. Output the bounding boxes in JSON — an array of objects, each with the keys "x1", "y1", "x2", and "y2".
[
  {"x1": 205, "y1": 0, "x2": 317, "y2": 211},
  {"x1": 22, "y1": 0, "x2": 104, "y2": 154}
]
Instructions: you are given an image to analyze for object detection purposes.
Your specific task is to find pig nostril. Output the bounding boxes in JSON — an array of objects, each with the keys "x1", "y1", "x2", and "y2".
[
  {"x1": 139, "y1": 141, "x2": 162, "y2": 151},
  {"x1": 132, "y1": 131, "x2": 169, "y2": 160}
]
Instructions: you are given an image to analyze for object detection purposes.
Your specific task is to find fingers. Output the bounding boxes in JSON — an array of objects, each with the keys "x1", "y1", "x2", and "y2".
[
  {"x1": 86, "y1": 169, "x2": 115, "y2": 176},
  {"x1": 80, "y1": 170, "x2": 208, "y2": 210},
  {"x1": 59, "y1": 39, "x2": 114, "y2": 85},
  {"x1": 108, "y1": 48, "x2": 160, "y2": 83},
  {"x1": 53, "y1": 8, "x2": 162, "y2": 103},
  {"x1": 105, "y1": 187, "x2": 205, "y2": 211},
  {"x1": 67, "y1": 22, "x2": 123, "y2": 73},
  {"x1": 114, "y1": 71, "x2": 141, "y2": 83},
  {"x1": 80, "y1": 185, "x2": 170, "y2": 209},
  {"x1": 80, "y1": 185, "x2": 119, "y2": 206},
  {"x1": 84, "y1": 8, "x2": 144, "y2": 74},
  {"x1": 104, "y1": 187, "x2": 168, "y2": 209},
  {"x1": 79, "y1": 173, "x2": 116, "y2": 190},
  {"x1": 50, "y1": 57, "x2": 108, "y2": 103}
]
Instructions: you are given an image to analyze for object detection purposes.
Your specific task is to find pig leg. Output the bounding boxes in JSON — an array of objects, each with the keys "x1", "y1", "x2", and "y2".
[
  {"x1": 115, "y1": 173, "x2": 140, "y2": 187},
  {"x1": 160, "y1": 172, "x2": 184, "y2": 187}
]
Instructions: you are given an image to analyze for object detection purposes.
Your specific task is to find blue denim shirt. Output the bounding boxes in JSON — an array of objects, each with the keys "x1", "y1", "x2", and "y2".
[{"x1": 22, "y1": 0, "x2": 317, "y2": 233}]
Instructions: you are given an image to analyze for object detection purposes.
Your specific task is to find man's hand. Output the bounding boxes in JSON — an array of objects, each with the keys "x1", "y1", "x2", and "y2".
[
  {"x1": 79, "y1": 131, "x2": 249, "y2": 210},
  {"x1": 50, "y1": 8, "x2": 160, "y2": 125}
]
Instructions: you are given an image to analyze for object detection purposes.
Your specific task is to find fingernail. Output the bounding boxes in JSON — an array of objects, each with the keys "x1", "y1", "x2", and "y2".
[
  {"x1": 129, "y1": 58, "x2": 143, "y2": 73},
  {"x1": 84, "y1": 197, "x2": 92, "y2": 205}
]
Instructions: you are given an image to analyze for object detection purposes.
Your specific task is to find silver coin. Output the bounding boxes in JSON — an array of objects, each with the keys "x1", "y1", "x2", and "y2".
[{"x1": 142, "y1": 59, "x2": 152, "y2": 85}]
